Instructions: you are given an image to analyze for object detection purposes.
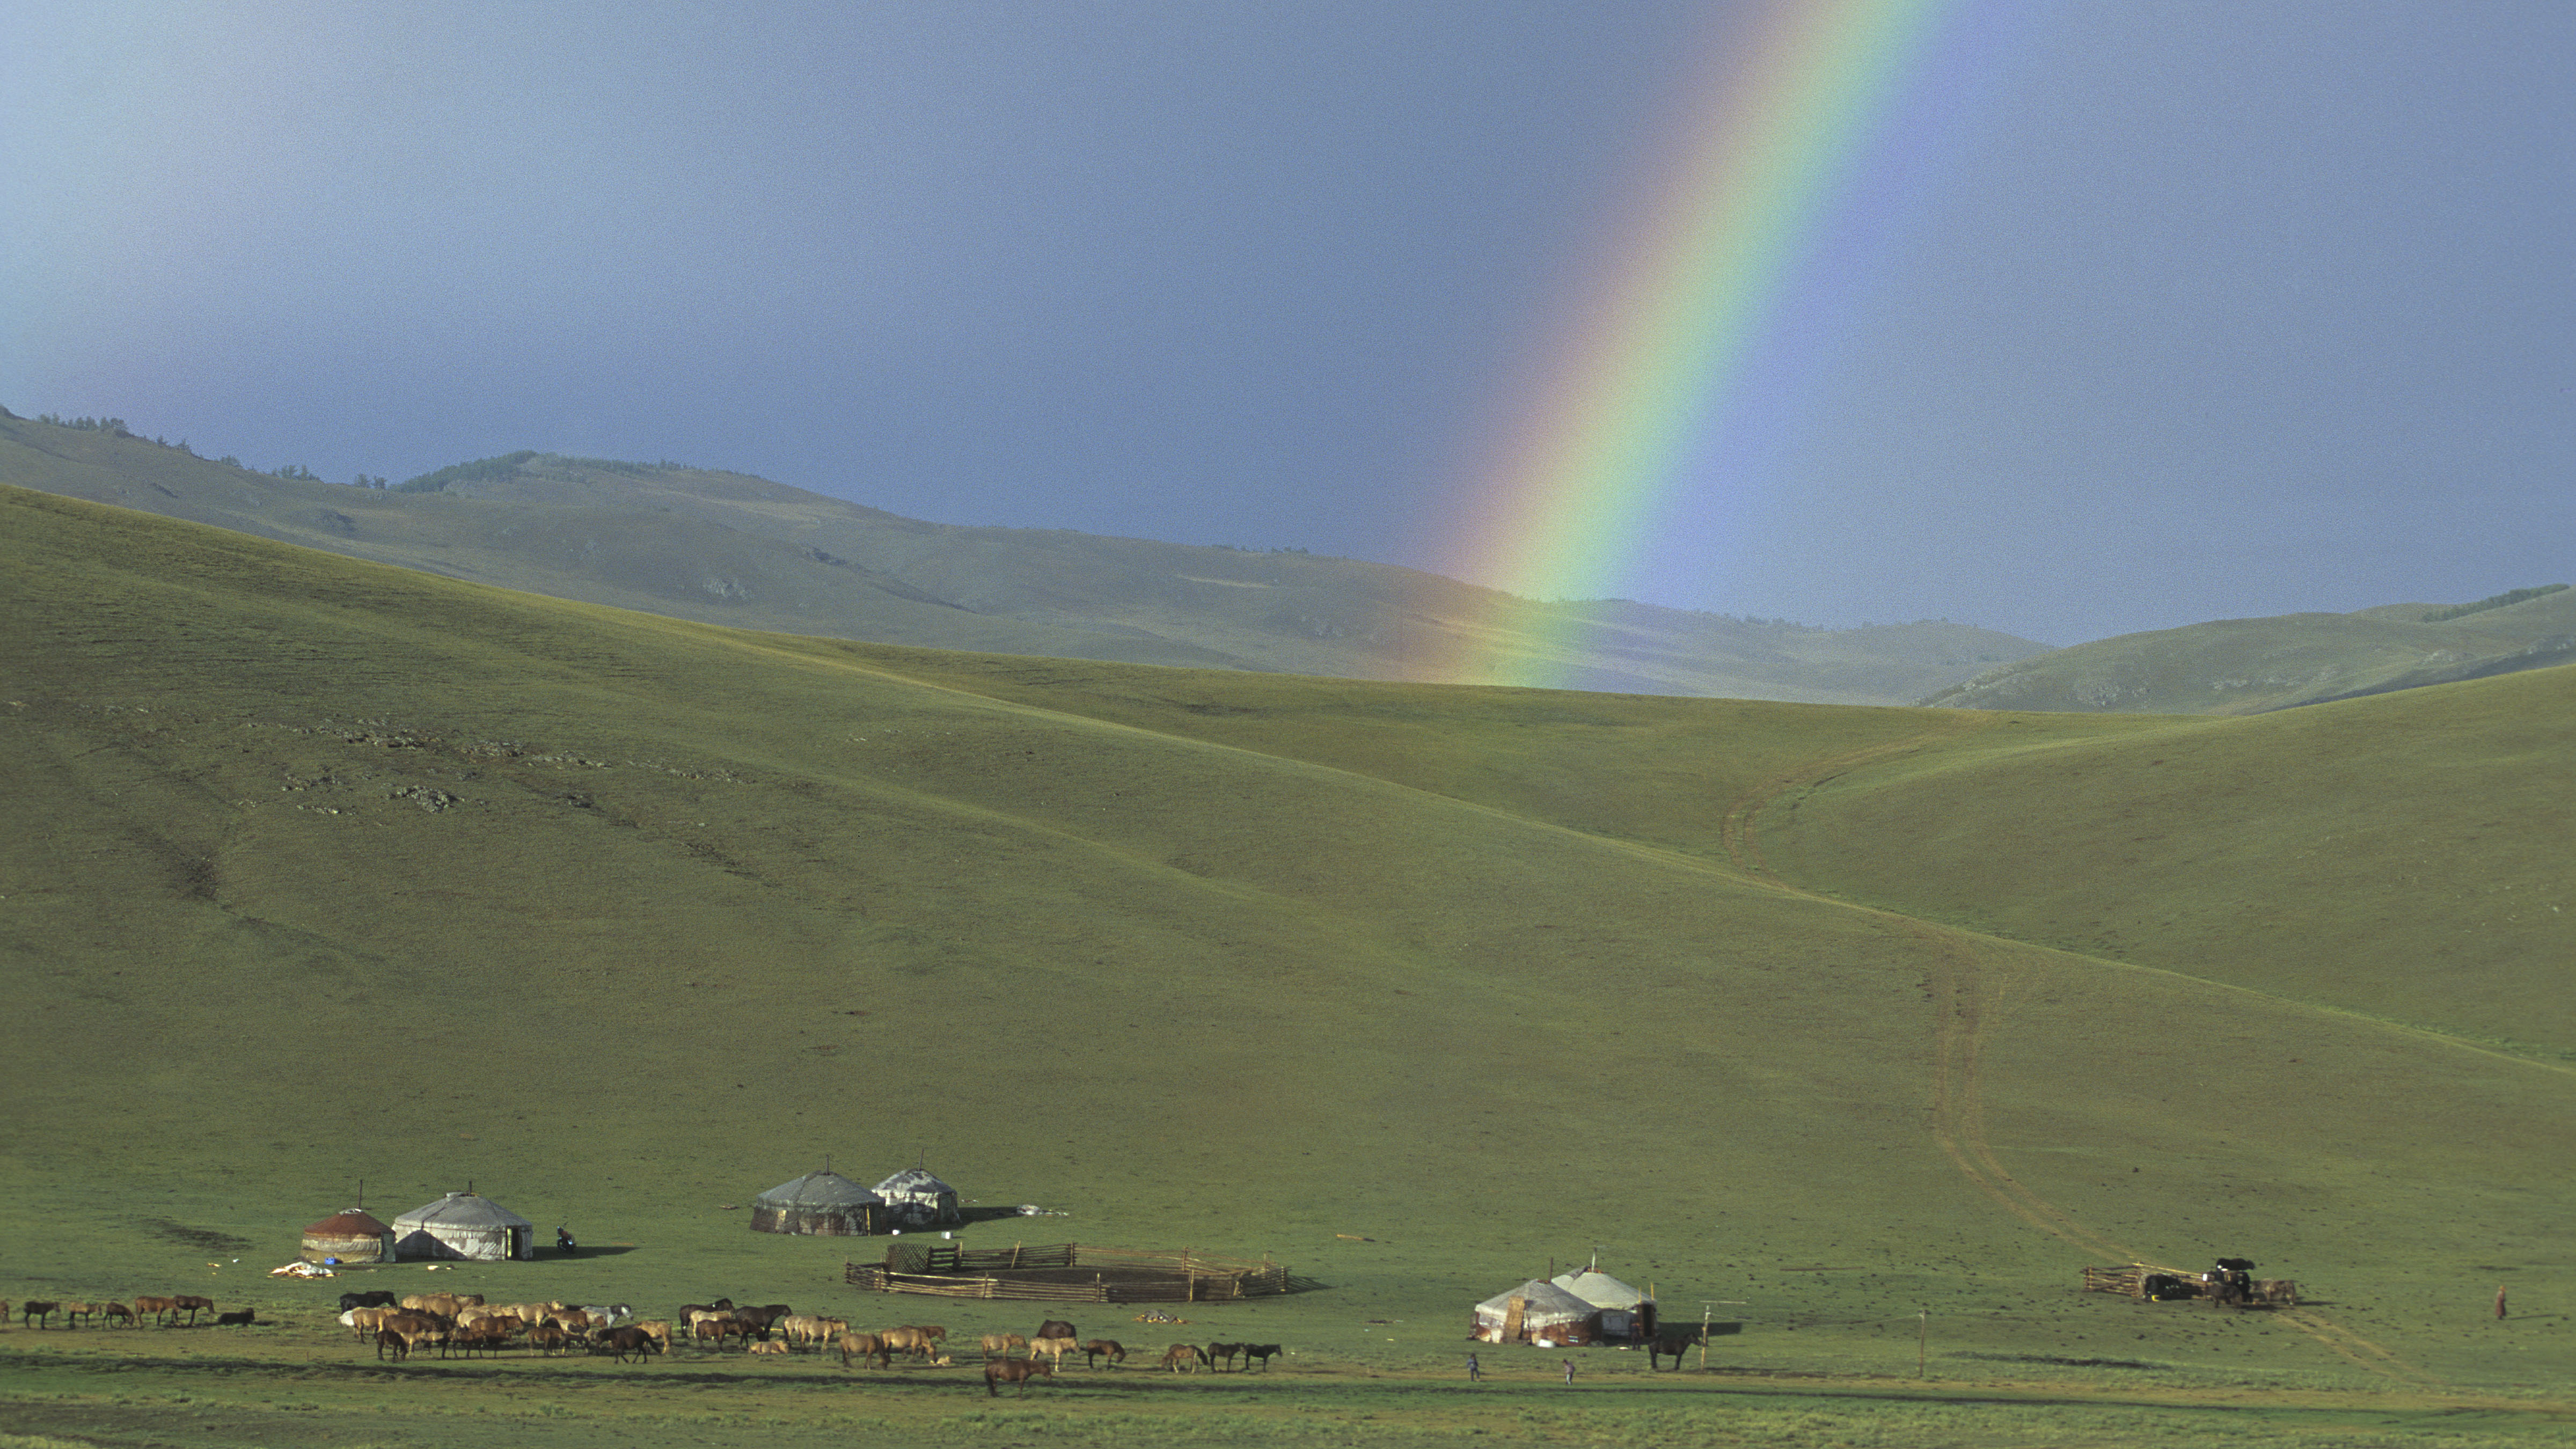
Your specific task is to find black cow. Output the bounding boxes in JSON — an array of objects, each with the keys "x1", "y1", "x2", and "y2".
[
  {"x1": 340, "y1": 1290, "x2": 399, "y2": 1311},
  {"x1": 215, "y1": 1309, "x2": 257, "y2": 1328}
]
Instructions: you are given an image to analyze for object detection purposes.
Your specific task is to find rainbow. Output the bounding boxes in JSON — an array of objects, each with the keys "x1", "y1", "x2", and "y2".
[{"x1": 1425, "y1": 0, "x2": 1956, "y2": 687}]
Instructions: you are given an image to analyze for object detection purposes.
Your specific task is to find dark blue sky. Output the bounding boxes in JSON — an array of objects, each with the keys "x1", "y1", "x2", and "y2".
[{"x1": 6, "y1": 2, "x2": 2569, "y2": 645}]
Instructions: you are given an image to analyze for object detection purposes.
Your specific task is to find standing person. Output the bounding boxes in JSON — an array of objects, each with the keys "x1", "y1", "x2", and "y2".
[
  {"x1": 1562, "y1": 1358, "x2": 1576, "y2": 1385},
  {"x1": 1466, "y1": 1352, "x2": 1481, "y2": 1382},
  {"x1": 2497, "y1": 1284, "x2": 2509, "y2": 1319}
]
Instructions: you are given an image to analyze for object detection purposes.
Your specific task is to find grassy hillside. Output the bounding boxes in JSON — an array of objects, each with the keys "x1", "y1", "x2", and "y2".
[
  {"x1": 0, "y1": 410, "x2": 2048, "y2": 703},
  {"x1": 2, "y1": 483, "x2": 2568, "y2": 1446},
  {"x1": 1763, "y1": 665, "x2": 2576, "y2": 1057},
  {"x1": 1920, "y1": 590, "x2": 2576, "y2": 714}
]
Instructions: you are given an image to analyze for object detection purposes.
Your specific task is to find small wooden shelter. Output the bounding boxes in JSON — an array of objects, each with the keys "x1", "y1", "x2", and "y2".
[
  {"x1": 300, "y1": 1208, "x2": 396, "y2": 1264},
  {"x1": 392, "y1": 1191, "x2": 535, "y2": 1261},
  {"x1": 751, "y1": 1169, "x2": 886, "y2": 1236}
]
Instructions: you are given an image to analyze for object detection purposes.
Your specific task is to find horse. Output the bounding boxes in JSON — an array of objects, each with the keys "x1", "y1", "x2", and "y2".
[
  {"x1": 1647, "y1": 1328, "x2": 1704, "y2": 1370},
  {"x1": 1082, "y1": 1339, "x2": 1126, "y2": 1368},
  {"x1": 1241, "y1": 1343, "x2": 1282, "y2": 1371},
  {"x1": 986, "y1": 1358, "x2": 1056, "y2": 1397}
]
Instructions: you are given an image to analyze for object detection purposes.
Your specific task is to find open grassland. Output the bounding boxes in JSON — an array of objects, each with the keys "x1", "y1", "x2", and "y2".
[{"x1": 2, "y1": 484, "x2": 2570, "y2": 1445}]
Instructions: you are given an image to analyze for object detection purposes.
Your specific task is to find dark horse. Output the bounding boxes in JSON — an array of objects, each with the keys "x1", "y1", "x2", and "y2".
[{"x1": 1648, "y1": 1328, "x2": 1706, "y2": 1370}]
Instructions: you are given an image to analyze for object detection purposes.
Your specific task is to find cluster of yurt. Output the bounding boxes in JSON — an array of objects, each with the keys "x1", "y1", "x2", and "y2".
[
  {"x1": 299, "y1": 1189, "x2": 539, "y2": 1263},
  {"x1": 1470, "y1": 1261, "x2": 1657, "y2": 1345},
  {"x1": 750, "y1": 1163, "x2": 965, "y2": 1237}
]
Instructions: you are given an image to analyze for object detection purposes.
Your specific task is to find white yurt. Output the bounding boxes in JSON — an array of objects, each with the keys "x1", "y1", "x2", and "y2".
[
  {"x1": 872, "y1": 1167, "x2": 962, "y2": 1227},
  {"x1": 1552, "y1": 1265, "x2": 1650, "y2": 1341},
  {"x1": 1470, "y1": 1278, "x2": 1600, "y2": 1345},
  {"x1": 391, "y1": 1191, "x2": 536, "y2": 1261}
]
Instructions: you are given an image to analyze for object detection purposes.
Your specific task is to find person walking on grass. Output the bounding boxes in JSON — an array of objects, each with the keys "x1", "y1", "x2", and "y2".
[
  {"x1": 1466, "y1": 1352, "x2": 1481, "y2": 1382},
  {"x1": 1563, "y1": 1359, "x2": 1576, "y2": 1385}
]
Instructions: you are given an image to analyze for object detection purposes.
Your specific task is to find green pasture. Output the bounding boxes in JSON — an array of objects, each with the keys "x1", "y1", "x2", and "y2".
[{"x1": 2, "y1": 484, "x2": 2571, "y2": 1444}]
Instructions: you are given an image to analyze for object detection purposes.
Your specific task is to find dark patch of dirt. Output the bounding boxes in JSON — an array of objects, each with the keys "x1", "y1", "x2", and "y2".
[{"x1": 136, "y1": 1217, "x2": 255, "y2": 1254}]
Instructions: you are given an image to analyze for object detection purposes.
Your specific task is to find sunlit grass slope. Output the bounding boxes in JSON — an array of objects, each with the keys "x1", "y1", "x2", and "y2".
[
  {"x1": 1, "y1": 482, "x2": 2567, "y2": 1409},
  {"x1": 1763, "y1": 672, "x2": 2576, "y2": 1057}
]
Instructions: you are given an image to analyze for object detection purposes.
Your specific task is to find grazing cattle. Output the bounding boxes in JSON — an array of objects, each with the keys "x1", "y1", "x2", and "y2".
[
  {"x1": 103, "y1": 1302, "x2": 137, "y2": 1329},
  {"x1": 1028, "y1": 1335, "x2": 1077, "y2": 1367},
  {"x1": 377, "y1": 1328, "x2": 415, "y2": 1361},
  {"x1": 1205, "y1": 1342, "x2": 1244, "y2": 1371},
  {"x1": 1035, "y1": 1319, "x2": 1077, "y2": 1342},
  {"x1": 1241, "y1": 1343, "x2": 1282, "y2": 1371},
  {"x1": 1082, "y1": 1340, "x2": 1126, "y2": 1368},
  {"x1": 979, "y1": 1333, "x2": 1026, "y2": 1359},
  {"x1": 133, "y1": 1296, "x2": 178, "y2": 1327},
  {"x1": 837, "y1": 1332, "x2": 892, "y2": 1370},
  {"x1": 60, "y1": 1302, "x2": 101, "y2": 1330},
  {"x1": 599, "y1": 1326, "x2": 662, "y2": 1363},
  {"x1": 1160, "y1": 1342, "x2": 1207, "y2": 1372},
  {"x1": 985, "y1": 1357, "x2": 1056, "y2": 1397},
  {"x1": 215, "y1": 1309, "x2": 257, "y2": 1328},
  {"x1": 21, "y1": 1301, "x2": 61, "y2": 1329},
  {"x1": 171, "y1": 1295, "x2": 215, "y2": 1327},
  {"x1": 339, "y1": 1291, "x2": 399, "y2": 1311},
  {"x1": 2205, "y1": 1271, "x2": 2252, "y2": 1309},
  {"x1": 2257, "y1": 1278, "x2": 2300, "y2": 1307},
  {"x1": 748, "y1": 1339, "x2": 791, "y2": 1356},
  {"x1": 378, "y1": 1312, "x2": 448, "y2": 1352}
]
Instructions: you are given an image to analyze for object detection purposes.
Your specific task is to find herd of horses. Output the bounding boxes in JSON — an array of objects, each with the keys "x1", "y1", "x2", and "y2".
[
  {"x1": 314, "y1": 1291, "x2": 1282, "y2": 1393},
  {"x1": 7, "y1": 1296, "x2": 237, "y2": 1330}
]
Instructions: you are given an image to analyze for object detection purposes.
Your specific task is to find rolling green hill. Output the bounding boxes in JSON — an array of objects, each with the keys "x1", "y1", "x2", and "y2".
[
  {"x1": 0, "y1": 408, "x2": 2047, "y2": 703},
  {"x1": 2, "y1": 482, "x2": 2568, "y2": 1445},
  {"x1": 1919, "y1": 588, "x2": 2576, "y2": 714}
]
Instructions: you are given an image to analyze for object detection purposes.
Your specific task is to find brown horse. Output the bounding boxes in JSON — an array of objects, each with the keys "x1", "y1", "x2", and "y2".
[{"x1": 986, "y1": 1357, "x2": 1056, "y2": 1396}]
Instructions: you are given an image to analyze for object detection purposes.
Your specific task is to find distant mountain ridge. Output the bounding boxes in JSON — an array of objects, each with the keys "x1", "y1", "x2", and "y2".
[
  {"x1": 1920, "y1": 586, "x2": 2576, "y2": 714},
  {"x1": 0, "y1": 409, "x2": 2046, "y2": 704}
]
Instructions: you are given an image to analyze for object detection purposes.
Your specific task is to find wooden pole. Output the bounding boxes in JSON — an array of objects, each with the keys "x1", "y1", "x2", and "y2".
[
  {"x1": 1918, "y1": 1309, "x2": 1928, "y2": 1378},
  {"x1": 1700, "y1": 1304, "x2": 1712, "y2": 1370}
]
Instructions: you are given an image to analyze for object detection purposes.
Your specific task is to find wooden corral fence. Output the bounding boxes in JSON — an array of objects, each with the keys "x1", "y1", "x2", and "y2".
[
  {"x1": 846, "y1": 1243, "x2": 1291, "y2": 1304},
  {"x1": 2083, "y1": 1264, "x2": 2298, "y2": 1306}
]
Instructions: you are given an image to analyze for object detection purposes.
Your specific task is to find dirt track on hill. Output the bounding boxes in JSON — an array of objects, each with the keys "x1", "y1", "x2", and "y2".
[{"x1": 1717, "y1": 737, "x2": 2439, "y2": 1389}]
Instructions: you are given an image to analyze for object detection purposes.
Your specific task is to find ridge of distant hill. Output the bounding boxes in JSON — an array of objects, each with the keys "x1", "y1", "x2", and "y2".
[
  {"x1": 1918, "y1": 587, "x2": 2575, "y2": 714},
  {"x1": 0, "y1": 409, "x2": 2046, "y2": 703},
  {"x1": 3, "y1": 480, "x2": 2568, "y2": 1403}
]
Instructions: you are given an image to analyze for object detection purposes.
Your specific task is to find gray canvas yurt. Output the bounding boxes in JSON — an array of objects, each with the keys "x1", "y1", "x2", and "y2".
[
  {"x1": 751, "y1": 1169, "x2": 885, "y2": 1236},
  {"x1": 1552, "y1": 1266, "x2": 1653, "y2": 1341},
  {"x1": 872, "y1": 1167, "x2": 962, "y2": 1227},
  {"x1": 1470, "y1": 1279, "x2": 1600, "y2": 1345},
  {"x1": 300, "y1": 1208, "x2": 397, "y2": 1264},
  {"x1": 392, "y1": 1192, "x2": 536, "y2": 1261}
]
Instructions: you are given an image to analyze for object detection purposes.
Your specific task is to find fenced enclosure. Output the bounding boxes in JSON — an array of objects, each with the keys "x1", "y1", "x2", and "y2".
[{"x1": 846, "y1": 1242, "x2": 1294, "y2": 1303}]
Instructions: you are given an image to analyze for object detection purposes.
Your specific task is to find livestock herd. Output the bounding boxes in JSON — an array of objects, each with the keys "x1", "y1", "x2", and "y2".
[
  {"x1": 8, "y1": 1287, "x2": 1283, "y2": 1394},
  {"x1": 7, "y1": 1296, "x2": 246, "y2": 1330},
  {"x1": 327, "y1": 1292, "x2": 1280, "y2": 1394}
]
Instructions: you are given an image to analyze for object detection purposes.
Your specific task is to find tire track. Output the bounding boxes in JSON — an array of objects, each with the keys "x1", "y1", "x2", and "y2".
[{"x1": 1721, "y1": 737, "x2": 2442, "y2": 1388}]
